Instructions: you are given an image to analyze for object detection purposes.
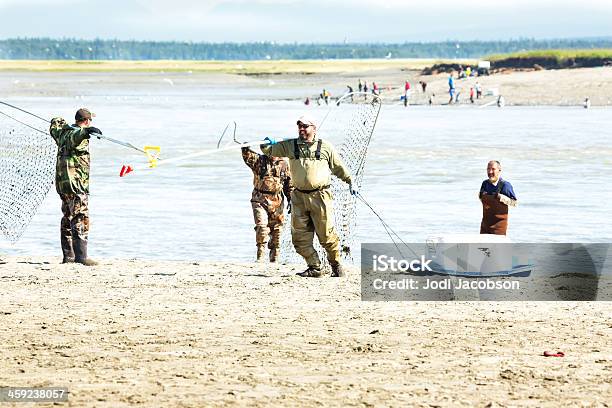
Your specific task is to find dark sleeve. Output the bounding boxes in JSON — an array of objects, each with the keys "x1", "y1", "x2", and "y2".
[
  {"x1": 241, "y1": 147, "x2": 259, "y2": 171},
  {"x1": 501, "y1": 181, "x2": 517, "y2": 200},
  {"x1": 282, "y1": 162, "x2": 293, "y2": 199},
  {"x1": 68, "y1": 127, "x2": 89, "y2": 147},
  {"x1": 478, "y1": 180, "x2": 487, "y2": 198}
]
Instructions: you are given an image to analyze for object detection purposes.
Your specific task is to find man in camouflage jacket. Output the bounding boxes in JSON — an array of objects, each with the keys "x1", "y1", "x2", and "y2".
[
  {"x1": 49, "y1": 108, "x2": 102, "y2": 266},
  {"x1": 241, "y1": 147, "x2": 293, "y2": 262}
]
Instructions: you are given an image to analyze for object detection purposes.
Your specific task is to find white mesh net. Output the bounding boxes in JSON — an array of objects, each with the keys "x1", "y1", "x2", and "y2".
[
  {"x1": 280, "y1": 93, "x2": 382, "y2": 268},
  {"x1": 0, "y1": 113, "x2": 55, "y2": 243}
]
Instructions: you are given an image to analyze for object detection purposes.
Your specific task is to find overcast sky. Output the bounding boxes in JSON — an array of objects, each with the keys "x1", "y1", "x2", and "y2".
[{"x1": 1, "y1": 0, "x2": 611, "y2": 42}]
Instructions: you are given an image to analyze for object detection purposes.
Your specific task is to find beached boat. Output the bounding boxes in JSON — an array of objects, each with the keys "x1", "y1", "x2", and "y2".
[{"x1": 425, "y1": 234, "x2": 533, "y2": 277}]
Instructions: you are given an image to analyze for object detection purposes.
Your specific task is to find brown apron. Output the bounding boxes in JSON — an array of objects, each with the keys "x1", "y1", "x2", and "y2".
[{"x1": 479, "y1": 181, "x2": 508, "y2": 235}]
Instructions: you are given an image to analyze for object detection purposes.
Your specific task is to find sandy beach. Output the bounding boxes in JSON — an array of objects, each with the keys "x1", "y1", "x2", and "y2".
[
  {"x1": 1, "y1": 59, "x2": 611, "y2": 406},
  {"x1": 0, "y1": 256, "x2": 610, "y2": 407}
]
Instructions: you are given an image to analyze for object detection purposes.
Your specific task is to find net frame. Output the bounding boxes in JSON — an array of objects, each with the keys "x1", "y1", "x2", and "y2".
[{"x1": 0, "y1": 113, "x2": 55, "y2": 243}]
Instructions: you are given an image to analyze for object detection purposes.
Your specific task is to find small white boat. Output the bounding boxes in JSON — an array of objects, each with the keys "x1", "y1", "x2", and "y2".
[{"x1": 425, "y1": 234, "x2": 534, "y2": 277}]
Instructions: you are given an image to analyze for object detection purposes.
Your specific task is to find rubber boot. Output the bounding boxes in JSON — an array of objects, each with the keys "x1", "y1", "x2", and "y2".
[
  {"x1": 269, "y1": 227, "x2": 281, "y2": 263},
  {"x1": 73, "y1": 238, "x2": 98, "y2": 266},
  {"x1": 256, "y1": 244, "x2": 266, "y2": 262},
  {"x1": 61, "y1": 233, "x2": 75, "y2": 264},
  {"x1": 297, "y1": 266, "x2": 322, "y2": 278},
  {"x1": 269, "y1": 247, "x2": 279, "y2": 263},
  {"x1": 330, "y1": 262, "x2": 345, "y2": 278}
]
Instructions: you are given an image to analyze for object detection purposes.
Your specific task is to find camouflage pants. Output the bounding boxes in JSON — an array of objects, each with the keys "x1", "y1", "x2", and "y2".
[
  {"x1": 252, "y1": 196, "x2": 285, "y2": 249},
  {"x1": 60, "y1": 193, "x2": 90, "y2": 243},
  {"x1": 290, "y1": 189, "x2": 340, "y2": 268}
]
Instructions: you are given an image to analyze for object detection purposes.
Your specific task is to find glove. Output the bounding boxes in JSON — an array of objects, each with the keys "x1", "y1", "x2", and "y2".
[
  {"x1": 287, "y1": 200, "x2": 292, "y2": 214},
  {"x1": 87, "y1": 127, "x2": 103, "y2": 139},
  {"x1": 497, "y1": 193, "x2": 518, "y2": 207},
  {"x1": 264, "y1": 136, "x2": 277, "y2": 145},
  {"x1": 349, "y1": 183, "x2": 358, "y2": 196}
]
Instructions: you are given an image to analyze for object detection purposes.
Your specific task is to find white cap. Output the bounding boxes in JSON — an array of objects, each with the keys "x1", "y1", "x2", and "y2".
[{"x1": 297, "y1": 114, "x2": 317, "y2": 127}]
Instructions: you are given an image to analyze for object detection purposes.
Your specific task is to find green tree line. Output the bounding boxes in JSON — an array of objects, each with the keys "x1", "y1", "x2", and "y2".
[{"x1": 1, "y1": 37, "x2": 611, "y2": 60}]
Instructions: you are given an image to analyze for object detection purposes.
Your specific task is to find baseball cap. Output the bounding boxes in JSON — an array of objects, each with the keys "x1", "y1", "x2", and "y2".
[
  {"x1": 75, "y1": 108, "x2": 95, "y2": 122},
  {"x1": 297, "y1": 114, "x2": 317, "y2": 127}
]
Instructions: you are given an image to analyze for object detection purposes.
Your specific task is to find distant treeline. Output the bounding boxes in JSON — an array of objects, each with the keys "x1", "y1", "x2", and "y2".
[
  {"x1": 489, "y1": 49, "x2": 612, "y2": 69},
  {"x1": 423, "y1": 49, "x2": 612, "y2": 74},
  {"x1": 1, "y1": 38, "x2": 612, "y2": 60}
]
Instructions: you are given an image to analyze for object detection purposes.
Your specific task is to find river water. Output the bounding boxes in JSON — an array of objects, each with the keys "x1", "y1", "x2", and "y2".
[{"x1": 1, "y1": 91, "x2": 611, "y2": 261}]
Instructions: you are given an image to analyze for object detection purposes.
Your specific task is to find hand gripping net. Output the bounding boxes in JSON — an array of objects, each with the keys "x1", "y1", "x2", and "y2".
[
  {"x1": 0, "y1": 114, "x2": 55, "y2": 243},
  {"x1": 279, "y1": 93, "x2": 382, "y2": 268}
]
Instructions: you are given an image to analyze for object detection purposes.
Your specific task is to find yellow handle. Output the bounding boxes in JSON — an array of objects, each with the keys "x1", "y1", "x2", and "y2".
[{"x1": 144, "y1": 146, "x2": 161, "y2": 168}]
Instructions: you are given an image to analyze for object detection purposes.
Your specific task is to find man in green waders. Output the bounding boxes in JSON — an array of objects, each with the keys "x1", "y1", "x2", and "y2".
[
  {"x1": 261, "y1": 114, "x2": 355, "y2": 278},
  {"x1": 49, "y1": 108, "x2": 101, "y2": 266}
]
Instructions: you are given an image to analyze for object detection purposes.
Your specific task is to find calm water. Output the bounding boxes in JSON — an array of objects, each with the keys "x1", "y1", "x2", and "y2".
[{"x1": 1, "y1": 93, "x2": 611, "y2": 261}]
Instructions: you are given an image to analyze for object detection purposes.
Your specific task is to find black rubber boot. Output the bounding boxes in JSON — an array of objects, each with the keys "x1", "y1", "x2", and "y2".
[
  {"x1": 61, "y1": 233, "x2": 75, "y2": 264},
  {"x1": 297, "y1": 266, "x2": 322, "y2": 278},
  {"x1": 73, "y1": 238, "x2": 98, "y2": 266},
  {"x1": 269, "y1": 247, "x2": 279, "y2": 263},
  {"x1": 330, "y1": 262, "x2": 345, "y2": 278}
]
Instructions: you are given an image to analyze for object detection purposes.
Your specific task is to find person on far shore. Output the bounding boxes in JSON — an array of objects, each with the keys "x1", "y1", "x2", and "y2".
[
  {"x1": 419, "y1": 80, "x2": 427, "y2": 93},
  {"x1": 470, "y1": 87, "x2": 475, "y2": 104},
  {"x1": 372, "y1": 82, "x2": 379, "y2": 96},
  {"x1": 403, "y1": 80, "x2": 411, "y2": 107},
  {"x1": 363, "y1": 82, "x2": 369, "y2": 100},
  {"x1": 358, "y1": 79, "x2": 363, "y2": 93},
  {"x1": 479, "y1": 160, "x2": 517, "y2": 236},
  {"x1": 454, "y1": 88, "x2": 461, "y2": 103},
  {"x1": 448, "y1": 73, "x2": 455, "y2": 104},
  {"x1": 346, "y1": 85, "x2": 354, "y2": 102},
  {"x1": 322, "y1": 89, "x2": 330, "y2": 105},
  {"x1": 475, "y1": 81, "x2": 482, "y2": 99}
]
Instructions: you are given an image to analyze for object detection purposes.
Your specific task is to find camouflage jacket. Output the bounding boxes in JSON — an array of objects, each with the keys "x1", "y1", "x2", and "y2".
[
  {"x1": 242, "y1": 147, "x2": 292, "y2": 202},
  {"x1": 49, "y1": 117, "x2": 91, "y2": 195}
]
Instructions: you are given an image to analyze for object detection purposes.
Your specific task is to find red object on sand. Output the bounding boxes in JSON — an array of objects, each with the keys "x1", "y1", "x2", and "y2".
[
  {"x1": 543, "y1": 351, "x2": 565, "y2": 357},
  {"x1": 119, "y1": 165, "x2": 133, "y2": 177}
]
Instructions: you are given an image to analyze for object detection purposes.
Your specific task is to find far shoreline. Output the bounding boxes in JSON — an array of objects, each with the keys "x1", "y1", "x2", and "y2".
[{"x1": 0, "y1": 61, "x2": 610, "y2": 106}]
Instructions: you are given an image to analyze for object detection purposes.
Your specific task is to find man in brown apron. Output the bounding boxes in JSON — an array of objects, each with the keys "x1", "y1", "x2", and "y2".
[{"x1": 479, "y1": 160, "x2": 518, "y2": 235}]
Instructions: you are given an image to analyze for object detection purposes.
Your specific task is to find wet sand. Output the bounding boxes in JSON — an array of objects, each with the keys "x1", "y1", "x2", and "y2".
[
  {"x1": 1, "y1": 66, "x2": 611, "y2": 106},
  {"x1": 0, "y1": 256, "x2": 610, "y2": 407}
]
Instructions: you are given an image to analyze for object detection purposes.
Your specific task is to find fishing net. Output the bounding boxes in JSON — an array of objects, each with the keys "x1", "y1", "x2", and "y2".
[
  {"x1": 0, "y1": 112, "x2": 55, "y2": 243},
  {"x1": 279, "y1": 93, "x2": 382, "y2": 268}
]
